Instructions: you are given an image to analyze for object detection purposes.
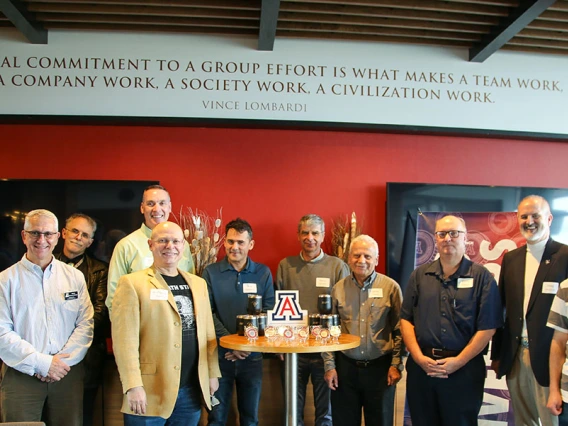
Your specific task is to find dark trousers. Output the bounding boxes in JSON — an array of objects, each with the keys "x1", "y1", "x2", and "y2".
[
  {"x1": 406, "y1": 355, "x2": 485, "y2": 426},
  {"x1": 208, "y1": 350, "x2": 263, "y2": 426},
  {"x1": 297, "y1": 354, "x2": 332, "y2": 426},
  {"x1": 559, "y1": 403, "x2": 568, "y2": 426},
  {"x1": 0, "y1": 363, "x2": 84, "y2": 426},
  {"x1": 331, "y1": 352, "x2": 395, "y2": 426}
]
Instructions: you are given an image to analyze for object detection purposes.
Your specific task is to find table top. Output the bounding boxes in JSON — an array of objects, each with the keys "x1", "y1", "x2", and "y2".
[{"x1": 220, "y1": 334, "x2": 360, "y2": 354}]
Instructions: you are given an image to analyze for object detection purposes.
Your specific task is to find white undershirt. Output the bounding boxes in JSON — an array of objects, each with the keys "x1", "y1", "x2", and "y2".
[{"x1": 522, "y1": 239, "x2": 547, "y2": 337}]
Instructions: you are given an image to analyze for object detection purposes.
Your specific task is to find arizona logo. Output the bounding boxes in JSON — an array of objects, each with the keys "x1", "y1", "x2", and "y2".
[{"x1": 267, "y1": 290, "x2": 308, "y2": 326}]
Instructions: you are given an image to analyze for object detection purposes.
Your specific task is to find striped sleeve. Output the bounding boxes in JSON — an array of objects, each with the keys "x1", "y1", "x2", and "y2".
[{"x1": 547, "y1": 281, "x2": 568, "y2": 334}]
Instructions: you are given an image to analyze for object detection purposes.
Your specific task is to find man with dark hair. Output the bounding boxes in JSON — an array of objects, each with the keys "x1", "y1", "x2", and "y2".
[
  {"x1": 204, "y1": 218, "x2": 275, "y2": 426},
  {"x1": 276, "y1": 214, "x2": 350, "y2": 426},
  {"x1": 0, "y1": 209, "x2": 93, "y2": 425},
  {"x1": 492, "y1": 195, "x2": 568, "y2": 426},
  {"x1": 55, "y1": 213, "x2": 109, "y2": 426},
  {"x1": 401, "y1": 215, "x2": 502, "y2": 426},
  {"x1": 106, "y1": 185, "x2": 194, "y2": 313}
]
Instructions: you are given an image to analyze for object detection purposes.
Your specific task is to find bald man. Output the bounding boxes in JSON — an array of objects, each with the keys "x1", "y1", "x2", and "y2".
[
  {"x1": 492, "y1": 196, "x2": 568, "y2": 426},
  {"x1": 112, "y1": 222, "x2": 220, "y2": 425}
]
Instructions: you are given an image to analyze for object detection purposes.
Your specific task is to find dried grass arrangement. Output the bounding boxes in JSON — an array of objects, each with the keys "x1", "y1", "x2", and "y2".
[
  {"x1": 176, "y1": 207, "x2": 225, "y2": 277},
  {"x1": 329, "y1": 212, "x2": 362, "y2": 262}
]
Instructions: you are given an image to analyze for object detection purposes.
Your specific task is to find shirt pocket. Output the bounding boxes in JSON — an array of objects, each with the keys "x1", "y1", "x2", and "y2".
[{"x1": 369, "y1": 303, "x2": 390, "y2": 329}]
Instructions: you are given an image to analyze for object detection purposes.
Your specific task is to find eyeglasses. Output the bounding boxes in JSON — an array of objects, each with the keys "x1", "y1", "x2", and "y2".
[
  {"x1": 65, "y1": 228, "x2": 93, "y2": 240},
  {"x1": 153, "y1": 238, "x2": 185, "y2": 246},
  {"x1": 24, "y1": 230, "x2": 58, "y2": 240},
  {"x1": 435, "y1": 230, "x2": 465, "y2": 239}
]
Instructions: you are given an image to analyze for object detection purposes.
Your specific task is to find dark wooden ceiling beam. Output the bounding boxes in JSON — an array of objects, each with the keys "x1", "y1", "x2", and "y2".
[
  {"x1": 278, "y1": 11, "x2": 490, "y2": 33},
  {"x1": 520, "y1": 27, "x2": 568, "y2": 37},
  {"x1": 280, "y1": 3, "x2": 501, "y2": 25},
  {"x1": 27, "y1": 3, "x2": 260, "y2": 19},
  {"x1": 509, "y1": 35, "x2": 568, "y2": 47},
  {"x1": 26, "y1": 0, "x2": 260, "y2": 10},
  {"x1": 278, "y1": 29, "x2": 473, "y2": 47},
  {"x1": 537, "y1": 9, "x2": 568, "y2": 20},
  {"x1": 277, "y1": 21, "x2": 481, "y2": 42},
  {"x1": 35, "y1": 12, "x2": 258, "y2": 28},
  {"x1": 258, "y1": 0, "x2": 280, "y2": 50},
  {"x1": 528, "y1": 19, "x2": 568, "y2": 29},
  {"x1": 281, "y1": 0, "x2": 510, "y2": 16},
  {"x1": 44, "y1": 20, "x2": 259, "y2": 35},
  {"x1": 469, "y1": 0, "x2": 557, "y2": 62},
  {"x1": 0, "y1": 0, "x2": 47, "y2": 42}
]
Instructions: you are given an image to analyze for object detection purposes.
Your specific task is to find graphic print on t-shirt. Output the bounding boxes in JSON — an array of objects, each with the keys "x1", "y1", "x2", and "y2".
[{"x1": 174, "y1": 294, "x2": 195, "y2": 331}]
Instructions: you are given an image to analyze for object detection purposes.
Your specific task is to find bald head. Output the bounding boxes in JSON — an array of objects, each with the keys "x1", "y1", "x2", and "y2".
[{"x1": 149, "y1": 221, "x2": 185, "y2": 272}]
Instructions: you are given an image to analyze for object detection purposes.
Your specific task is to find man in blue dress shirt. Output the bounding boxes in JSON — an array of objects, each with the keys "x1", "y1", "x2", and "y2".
[
  {"x1": 0, "y1": 209, "x2": 93, "y2": 425},
  {"x1": 204, "y1": 218, "x2": 275, "y2": 426}
]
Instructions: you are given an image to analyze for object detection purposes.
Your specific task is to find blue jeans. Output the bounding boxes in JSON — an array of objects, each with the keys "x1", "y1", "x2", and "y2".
[
  {"x1": 208, "y1": 349, "x2": 263, "y2": 426},
  {"x1": 123, "y1": 386, "x2": 202, "y2": 426},
  {"x1": 297, "y1": 354, "x2": 332, "y2": 426}
]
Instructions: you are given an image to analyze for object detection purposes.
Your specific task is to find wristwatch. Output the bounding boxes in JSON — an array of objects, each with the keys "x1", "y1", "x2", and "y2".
[{"x1": 392, "y1": 363, "x2": 404, "y2": 372}]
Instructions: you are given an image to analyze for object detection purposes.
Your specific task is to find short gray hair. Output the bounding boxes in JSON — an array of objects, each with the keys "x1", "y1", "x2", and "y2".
[
  {"x1": 24, "y1": 209, "x2": 58, "y2": 231},
  {"x1": 350, "y1": 234, "x2": 379, "y2": 256},
  {"x1": 518, "y1": 195, "x2": 551, "y2": 215},
  {"x1": 298, "y1": 214, "x2": 325, "y2": 233},
  {"x1": 65, "y1": 213, "x2": 97, "y2": 235}
]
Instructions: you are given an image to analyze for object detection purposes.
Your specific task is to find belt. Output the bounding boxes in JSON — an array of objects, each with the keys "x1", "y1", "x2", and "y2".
[
  {"x1": 339, "y1": 352, "x2": 384, "y2": 368},
  {"x1": 521, "y1": 337, "x2": 529, "y2": 348},
  {"x1": 421, "y1": 347, "x2": 461, "y2": 359}
]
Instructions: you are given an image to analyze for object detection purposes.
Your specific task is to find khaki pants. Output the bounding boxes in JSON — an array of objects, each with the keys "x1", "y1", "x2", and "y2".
[
  {"x1": 507, "y1": 346, "x2": 558, "y2": 426},
  {"x1": 0, "y1": 362, "x2": 84, "y2": 426}
]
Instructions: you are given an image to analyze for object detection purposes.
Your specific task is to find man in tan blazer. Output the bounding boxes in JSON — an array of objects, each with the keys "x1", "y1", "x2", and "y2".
[{"x1": 111, "y1": 221, "x2": 221, "y2": 425}]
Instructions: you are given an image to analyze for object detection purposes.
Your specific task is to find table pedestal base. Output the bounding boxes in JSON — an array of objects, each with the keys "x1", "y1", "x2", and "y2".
[{"x1": 285, "y1": 353, "x2": 298, "y2": 426}]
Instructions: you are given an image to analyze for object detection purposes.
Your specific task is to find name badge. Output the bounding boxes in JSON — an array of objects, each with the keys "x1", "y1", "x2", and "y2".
[
  {"x1": 64, "y1": 291, "x2": 78, "y2": 300},
  {"x1": 150, "y1": 289, "x2": 169, "y2": 300},
  {"x1": 316, "y1": 278, "x2": 330, "y2": 288},
  {"x1": 243, "y1": 283, "x2": 257, "y2": 293},
  {"x1": 543, "y1": 281, "x2": 559, "y2": 294},
  {"x1": 369, "y1": 288, "x2": 383, "y2": 298},
  {"x1": 457, "y1": 278, "x2": 474, "y2": 289}
]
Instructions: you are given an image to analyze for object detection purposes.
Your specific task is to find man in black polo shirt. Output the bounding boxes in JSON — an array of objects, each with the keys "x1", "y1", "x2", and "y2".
[{"x1": 400, "y1": 215, "x2": 502, "y2": 426}]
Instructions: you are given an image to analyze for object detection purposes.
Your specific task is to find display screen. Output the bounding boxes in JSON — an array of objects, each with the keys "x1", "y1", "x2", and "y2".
[
  {"x1": 0, "y1": 179, "x2": 158, "y2": 271},
  {"x1": 386, "y1": 182, "x2": 568, "y2": 289}
]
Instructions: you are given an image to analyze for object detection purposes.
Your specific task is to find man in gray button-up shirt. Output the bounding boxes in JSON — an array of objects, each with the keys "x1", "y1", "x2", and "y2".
[{"x1": 323, "y1": 234, "x2": 403, "y2": 426}]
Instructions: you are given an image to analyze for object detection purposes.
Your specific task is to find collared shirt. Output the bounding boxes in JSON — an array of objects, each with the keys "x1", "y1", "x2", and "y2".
[
  {"x1": 276, "y1": 252, "x2": 350, "y2": 314},
  {"x1": 203, "y1": 257, "x2": 274, "y2": 336},
  {"x1": 546, "y1": 278, "x2": 568, "y2": 402},
  {"x1": 401, "y1": 257, "x2": 502, "y2": 351},
  {"x1": 106, "y1": 223, "x2": 195, "y2": 313},
  {"x1": 322, "y1": 271, "x2": 403, "y2": 371},
  {"x1": 0, "y1": 255, "x2": 94, "y2": 377}
]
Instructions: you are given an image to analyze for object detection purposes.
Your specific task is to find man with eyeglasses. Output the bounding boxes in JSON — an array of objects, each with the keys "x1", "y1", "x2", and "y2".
[
  {"x1": 54, "y1": 213, "x2": 109, "y2": 426},
  {"x1": 0, "y1": 209, "x2": 94, "y2": 425},
  {"x1": 491, "y1": 195, "x2": 568, "y2": 426},
  {"x1": 204, "y1": 218, "x2": 275, "y2": 426},
  {"x1": 400, "y1": 215, "x2": 502, "y2": 426},
  {"x1": 112, "y1": 221, "x2": 220, "y2": 426},
  {"x1": 106, "y1": 184, "x2": 194, "y2": 314}
]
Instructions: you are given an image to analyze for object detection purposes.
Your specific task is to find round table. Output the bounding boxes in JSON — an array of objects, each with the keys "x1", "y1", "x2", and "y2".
[{"x1": 220, "y1": 334, "x2": 360, "y2": 426}]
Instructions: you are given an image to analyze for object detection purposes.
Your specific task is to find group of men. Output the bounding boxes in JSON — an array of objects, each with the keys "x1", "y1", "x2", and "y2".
[{"x1": 1, "y1": 190, "x2": 568, "y2": 426}]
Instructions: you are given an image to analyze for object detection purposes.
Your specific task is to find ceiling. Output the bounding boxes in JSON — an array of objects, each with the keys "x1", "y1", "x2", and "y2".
[{"x1": 1, "y1": 0, "x2": 568, "y2": 62}]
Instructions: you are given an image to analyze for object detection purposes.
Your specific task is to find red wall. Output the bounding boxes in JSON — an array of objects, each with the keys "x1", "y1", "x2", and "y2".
[{"x1": 2, "y1": 124, "x2": 567, "y2": 275}]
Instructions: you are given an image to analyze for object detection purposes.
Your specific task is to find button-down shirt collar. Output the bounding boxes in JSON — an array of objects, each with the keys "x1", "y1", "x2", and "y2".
[
  {"x1": 424, "y1": 256, "x2": 473, "y2": 281},
  {"x1": 352, "y1": 270, "x2": 377, "y2": 289}
]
